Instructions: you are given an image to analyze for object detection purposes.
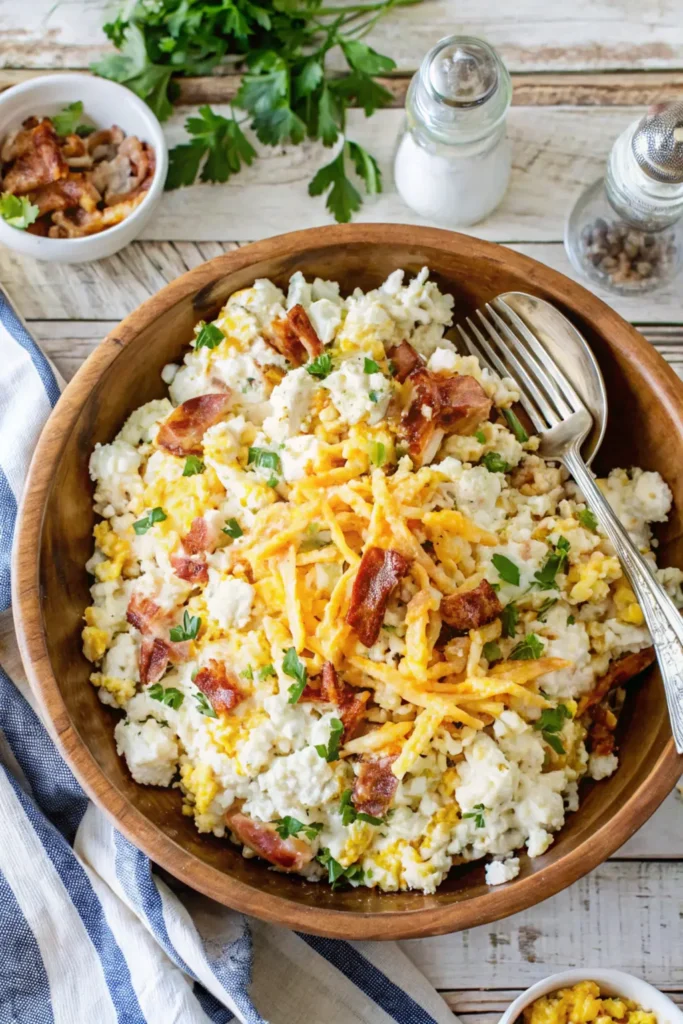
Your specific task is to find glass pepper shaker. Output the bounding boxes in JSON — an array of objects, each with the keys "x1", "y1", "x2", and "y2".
[
  {"x1": 393, "y1": 35, "x2": 513, "y2": 227},
  {"x1": 565, "y1": 101, "x2": 683, "y2": 294}
]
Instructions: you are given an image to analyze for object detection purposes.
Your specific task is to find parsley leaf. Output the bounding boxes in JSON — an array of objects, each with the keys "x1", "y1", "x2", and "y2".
[
  {"x1": 248, "y1": 447, "x2": 281, "y2": 473},
  {"x1": 534, "y1": 703, "x2": 572, "y2": 754},
  {"x1": 462, "y1": 803, "x2": 486, "y2": 828},
  {"x1": 195, "y1": 322, "x2": 224, "y2": 350},
  {"x1": 91, "y1": 24, "x2": 174, "y2": 122},
  {"x1": 306, "y1": 352, "x2": 333, "y2": 379},
  {"x1": 492, "y1": 554, "x2": 520, "y2": 587},
  {"x1": 308, "y1": 146, "x2": 361, "y2": 225},
  {"x1": 315, "y1": 717, "x2": 344, "y2": 762},
  {"x1": 509, "y1": 633, "x2": 545, "y2": 660},
  {"x1": 317, "y1": 847, "x2": 364, "y2": 889},
  {"x1": 0, "y1": 193, "x2": 39, "y2": 230},
  {"x1": 148, "y1": 683, "x2": 184, "y2": 709},
  {"x1": 578, "y1": 508, "x2": 598, "y2": 531},
  {"x1": 223, "y1": 517, "x2": 243, "y2": 539},
  {"x1": 369, "y1": 441, "x2": 386, "y2": 467},
  {"x1": 241, "y1": 665, "x2": 254, "y2": 681},
  {"x1": 169, "y1": 610, "x2": 201, "y2": 642},
  {"x1": 183, "y1": 455, "x2": 205, "y2": 477},
  {"x1": 52, "y1": 100, "x2": 87, "y2": 137},
  {"x1": 536, "y1": 597, "x2": 558, "y2": 622},
  {"x1": 501, "y1": 601, "x2": 519, "y2": 638},
  {"x1": 369, "y1": 390, "x2": 379, "y2": 403},
  {"x1": 283, "y1": 647, "x2": 307, "y2": 703},
  {"x1": 502, "y1": 408, "x2": 529, "y2": 443},
  {"x1": 258, "y1": 664, "x2": 276, "y2": 680},
  {"x1": 339, "y1": 788, "x2": 384, "y2": 826},
  {"x1": 275, "y1": 817, "x2": 323, "y2": 842},
  {"x1": 533, "y1": 537, "x2": 570, "y2": 591},
  {"x1": 194, "y1": 691, "x2": 217, "y2": 718},
  {"x1": 481, "y1": 451, "x2": 509, "y2": 473},
  {"x1": 364, "y1": 357, "x2": 380, "y2": 374},
  {"x1": 474, "y1": 429, "x2": 486, "y2": 443},
  {"x1": 482, "y1": 641, "x2": 502, "y2": 663},
  {"x1": 567, "y1": 614, "x2": 576, "y2": 625},
  {"x1": 166, "y1": 104, "x2": 256, "y2": 189},
  {"x1": 133, "y1": 506, "x2": 167, "y2": 535}
]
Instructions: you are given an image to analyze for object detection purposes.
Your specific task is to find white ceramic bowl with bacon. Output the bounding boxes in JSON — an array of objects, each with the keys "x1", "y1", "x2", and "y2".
[{"x1": 0, "y1": 73, "x2": 167, "y2": 263}]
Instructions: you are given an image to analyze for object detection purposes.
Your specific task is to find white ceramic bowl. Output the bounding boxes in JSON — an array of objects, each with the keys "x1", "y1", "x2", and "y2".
[
  {"x1": 499, "y1": 970, "x2": 683, "y2": 1024},
  {"x1": 0, "y1": 73, "x2": 167, "y2": 263}
]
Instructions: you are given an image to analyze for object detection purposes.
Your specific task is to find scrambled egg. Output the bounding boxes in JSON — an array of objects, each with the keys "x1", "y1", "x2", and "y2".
[{"x1": 523, "y1": 981, "x2": 656, "y2": 1024}]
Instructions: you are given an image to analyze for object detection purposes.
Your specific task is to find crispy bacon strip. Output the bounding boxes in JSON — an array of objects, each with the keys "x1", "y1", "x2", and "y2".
[
  {"x1": 28, "y1": 173, "x2": 100, "y2": 216},
  {"x1": 226, "y1": 809, "x2": 314, "y2": 871},
  {"x1": 127, "y1": 594, "x2": 191, "y2": 680},
  {"x1": 286, "y1": 304, "x2": 322, "y2": 358},
  {"x1": 170, "y1": 553, "x2": 208, "y2": 586},
  {"x1": 352, "y1": 755, "x2": 399, "y2": 818},
  {"x1": 156, "y1": 394, "x2": 232, "y2": 456},
  {"x1": 267, "y1": 317, "x2": 307, "y2": 366},
  {"x1": 441, "y1": 580, "x2": 502, "y2": 632},
  {"x1": 139, "y1": 638, "x2": 170, "y2": 685},
  {"x1": 2, "y1": 118, "x2": 68, "y2": 195},
  {"x1": 587, "y1": 703, "x2": 618, "y2": 757},
  {"x1": 194, "y1": 659, "x2": 243, "y2": 715},
  {"x1": 578, "y1": 646, "x2": 656, "y2": 714},
  {"x1": 346, "y1": 547, "x2": 411, "y2": 648},
  {"x1": 182, "y1": 515, "x2": 223, "y2": 556},
  {"x1": 435, "y1": 373, "x2": 493, "y2": 434},
  {"x1": 301, "y1": 661, "x2": 369, "y2": 741},
  {"x1": 48, "y1": 193, "x2": 147, "y2": 238},
  {"x1": 399, "y1": 367, "x2": 492, "y2": 466},
  {"x1": 126, "y1": 594, "x2": 165, "y2": 636},
  {"x1": 387, "y1": 340, "x2": 423, "y2": 383}
]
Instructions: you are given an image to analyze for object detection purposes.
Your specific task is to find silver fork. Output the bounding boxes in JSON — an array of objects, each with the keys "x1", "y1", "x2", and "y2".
[{"x1": 457, "y1": 298, "x2": 683, "y2": 753}]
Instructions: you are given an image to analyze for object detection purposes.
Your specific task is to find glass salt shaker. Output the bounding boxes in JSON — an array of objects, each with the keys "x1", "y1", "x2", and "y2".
[
  {"x1": 565, "y1": 101, "x2": 683, "y2": 294},
  {"x1": 393, "y1": 35, "x2": 512, "y2": 227}
]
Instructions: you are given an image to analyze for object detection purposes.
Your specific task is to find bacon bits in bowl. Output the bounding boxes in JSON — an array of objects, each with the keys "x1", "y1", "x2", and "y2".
[
  {"x1": 0, "y1": 74, "x2": 166, "y2": 263},
  {"x1": 14, "y1": 226, "x2": 683, "y2": 939}
]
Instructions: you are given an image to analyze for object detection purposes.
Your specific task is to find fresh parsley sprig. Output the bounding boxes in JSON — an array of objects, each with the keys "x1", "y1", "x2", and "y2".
[
  {"x1": 315, "y1": 717, "x2": 344, "y2": 762},
  {"x1": 275, "y1": 817, "x2": 323, "y2": 842},
  {"x1": 462, "y1": 803, "x2": 486, "y2": 828},
  {"x1": 170, "y1": 610, "x2": 201, "y2": 642},
  {"x1": 133, "y1": 506, "x2": 167, "y2": 535},
  {"x1": 283, "y1": 646, "x2": 307, "y2": 703},
  {"x1": 148, "y1": 683, "x2": 184, "y2": 709},
  {"x1": 317, "y1": 847, "x2": 364, "y2": 888},
  {"x1": 0, "y1": 193, "x2": 39, "y2": 230},
  {"x1": 534, "y1": 703, "x2": 572, "y2": 754},
  {"x1": 339, "y1": 788, "x2": 384, "y2": 826}
]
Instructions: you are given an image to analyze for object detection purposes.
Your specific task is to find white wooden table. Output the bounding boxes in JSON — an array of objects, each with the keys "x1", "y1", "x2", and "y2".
[{"x1": 1, "y1": 0, "x2": 682, "y2": 1014}]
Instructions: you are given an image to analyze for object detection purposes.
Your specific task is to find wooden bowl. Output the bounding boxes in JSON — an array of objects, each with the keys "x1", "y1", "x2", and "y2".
[{"x1": 13, "y1": 224, "x2": 683, "y2": 940}]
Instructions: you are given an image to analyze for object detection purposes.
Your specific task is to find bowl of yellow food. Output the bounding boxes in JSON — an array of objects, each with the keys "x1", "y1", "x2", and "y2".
[
  {"x1": 500, "y1": 972, "x2": 683, "y2": 1024},
  {"x1": 13, "y1": 224, "x2": 683, "y2": 938}
]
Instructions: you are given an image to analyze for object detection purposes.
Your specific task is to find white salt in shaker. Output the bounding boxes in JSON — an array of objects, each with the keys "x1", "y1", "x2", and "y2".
[{"x1": 394, "y1": 35, "x2": 512, "y2": 227}]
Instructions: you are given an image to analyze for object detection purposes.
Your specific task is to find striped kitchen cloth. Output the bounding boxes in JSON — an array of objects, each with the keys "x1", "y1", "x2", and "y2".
[{"x1": 0, "y1": 284, "x2": 458, "y2": 1024}]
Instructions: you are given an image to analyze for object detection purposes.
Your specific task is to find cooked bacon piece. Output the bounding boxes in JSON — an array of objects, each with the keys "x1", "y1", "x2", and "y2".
[
  {"x1": 126, "y1": 594, "x2": 166, "y2": 636},
  {"x1": 156, "y1": 394, "x2": 232, "y2": 456},
  {"x1": 86, "y1": 126, "x2": 125, "y2": 161},
  {"x1": 60, "y1": 134, "x2": 92, "y2": 168},
  {"x1": 286, "y1": 304, "x2": 322, "y2": 358},
  {"x1": 194, "y1": 659, "x2": 243, "y2": 715},
  {"x1": 352, "y1": 755, "x2": 399, "y2": 818},
  {"x1": 139, "y1": 637, "x2": 170, "y2": 685},
  {"x1": 48, "y1": 192, "x2": 146, "y2": 238},
  {"x1": 2, "y1": 118, "x2": 68, "y2": 195},
  {"x1": 267, "y1": 317, "x2": 307, "y2": 367},
  {"x1": 387, "y1": 340, "x2": 423, "y2": 383},
  {"x1": 301, "y1": 661, "x2": 369, "y2": 741},
  {"x1": 578, "y1": 646, "x2": 656, "y2": 714},
  {"x1": 28, "y1": 173, "x2": 100, "y2": 216},
  {"x1": 91, "y1": 135, "x2": 155, "y2": 206},
  {"x1": 441, "y1": 580, "x2": 502, "y2": 632},
  {"x1": 182, "y1": 515, "x2": 223, "y2": 556},
  {"x1": 346, "y1": 547, "x2": 411, "y2": 647},
  {"x1": 587, "y1": 703, "x2": 618, "y2": 757},
  {"x1": 170, "y1": 553, "x2": 208, "y2": 586},
  {"x1": 225, "y1": 809, "x2": 314, "y2": 872},
  {"x1": 399, "y1": 367, "x2": 492, "y2": 466}
]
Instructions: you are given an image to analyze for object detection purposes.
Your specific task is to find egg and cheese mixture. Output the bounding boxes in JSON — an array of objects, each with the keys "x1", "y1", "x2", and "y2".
[
  {"x1": 523, "y1": 981, "x2": 656, "y2": 1024},
  {"x1": 84, "y1": 268, "x2": 683, "y2": 893}
]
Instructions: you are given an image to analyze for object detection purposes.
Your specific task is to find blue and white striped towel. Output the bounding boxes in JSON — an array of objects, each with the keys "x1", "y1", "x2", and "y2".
[{"x1": 0, "y1": 284, "x2": 459, "y2": 1024}]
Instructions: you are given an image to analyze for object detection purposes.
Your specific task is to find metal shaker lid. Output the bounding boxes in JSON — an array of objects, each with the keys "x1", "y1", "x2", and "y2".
[{"x1": 631, "y1": 101, "x2": 683, "y2": 184}]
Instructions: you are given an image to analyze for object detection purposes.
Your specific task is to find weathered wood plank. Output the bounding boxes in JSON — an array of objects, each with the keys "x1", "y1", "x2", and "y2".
[
  {"x1": 3, "y1": 69, "x2": 683, "y2": 108},
  {"x1": 2, "y1": 0, "x2": 682, "y2": 72},
  {"x1": 4, "y1": 238, "x2": 683, "y2": 324},
  {"x1": 401, "y1": 861, "x2": 683, "y2": 989}
]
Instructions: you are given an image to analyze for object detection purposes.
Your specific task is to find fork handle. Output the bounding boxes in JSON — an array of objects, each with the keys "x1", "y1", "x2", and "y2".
[{"x1": 564, "y1": 446, "x2": 683, "y2": 754}]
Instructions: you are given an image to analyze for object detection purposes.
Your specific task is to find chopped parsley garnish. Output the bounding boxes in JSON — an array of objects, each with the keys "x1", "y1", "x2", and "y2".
[
  {"x1": 567, "y1": 614, "x2": 576, "y2": 626},
  {"x1": 223, "y1": 517, "x2": 243, "y2": 539},
  {"x1": 502, "y1": 408, "x2": 529, "y2": 443},
  {"x1": 52, "y1": 100, "x2": 92, "y2": 137},
  {"x1": 283, "y1": 647, "x2": 308, "y2": 703},
  {"x1": 387, "y1": 360, "x2": 397, "y2": 377},
  {"x1": 194, "y1": 691, "x2": 217, "y2": 718},
  {"x1": 0, "y1": 192, "x2": 39, "y2": 230},
  {"x1": 369, "y1": 441, "x2": 386, "y2": 467},
  {"x1": 248, "y1": 447, "x2": 282, "y2": 473},
  {"x1": 363, "y1": 357, "x2": 380, "y2": 374},
  {"x1": 536, "y1": 597, "x2": 558, "y2": 622},
  {"x1": 267, "y1": 474, "x2": 279, "y2": 488},
  {"x1": 369, "y1": 390, "x2": 379, "y2": 403},
  {"x1": 317, "y1": 848, "x2": 364, "y2": 889},
  {"x1": 133, "y1": 506, "x2": 167, "y2": 535},
  {"x1": 534, "y1": 702, "x2": 572, "y2": 754},
  {"x1": 306, "y1": 352, "x2": 333, "y2": 379},
  {"x1": 195, "y1": 322, "x2": 224, "y2": 350},
  {"x1": 533, "y1": 536, "x2": 570, "y2": 591},
  {"x1": 148, "y1": 684, "x2": 184, "y2": 709},
  {"x1": 481, "y1": 451, "x2": 509, "y2": 474},
  {"x1": 182, "y1": 455, "x2": 205, "y2": 476},
  {"x1": 275, "y1": 817, "x2": 323, "y2": 842},
  {"x1": 492, "y1": 554, "x2": 520, "y2": 587},
  {"x1": 501, "y1": 601, "x2": 519, "y2": 638},
  {"x1": 462, "y1": 803, "x2": 486, "y2": 828},
  {"x1": 482, "y1": 641, "x2": 502, "y2": 664},
  {"x1": 315, "y1": 717, "x2": 344, "y2": 762},
  {"x1": 509, "y1": 633, "x2": 545, "y2": 661},
  {"x1": 169, "y1": 610, "x2": 201, "y2": 642},
  {"x1": 578, "y1": 508, "x2": 598, "y2": 531},
  {"x1": 240, "y1": 665, "x2": 254, "y2": 681},
  {"x1": 339, "y1": 788, "x2": 384, "y2": 826},
  {"x1": 258, "y1": 663, "x2": 276, "y2": 680},
  {"x1": 474, "y1": 429, "x2": 486, "y2": 443}
]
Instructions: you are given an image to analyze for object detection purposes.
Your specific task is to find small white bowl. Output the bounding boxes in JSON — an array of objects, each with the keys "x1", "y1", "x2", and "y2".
[
  {"x1": 499, "y1": 970, "x2": 683, "y2": 1024},
  {"x1": 0, "y1": 73, "x2": 167, "y2": 263}
]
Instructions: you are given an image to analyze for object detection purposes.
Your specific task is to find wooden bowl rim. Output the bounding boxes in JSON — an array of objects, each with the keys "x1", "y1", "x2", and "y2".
[{"x1": 12, "y1": 223, "x2": 683, "y2": 939}]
